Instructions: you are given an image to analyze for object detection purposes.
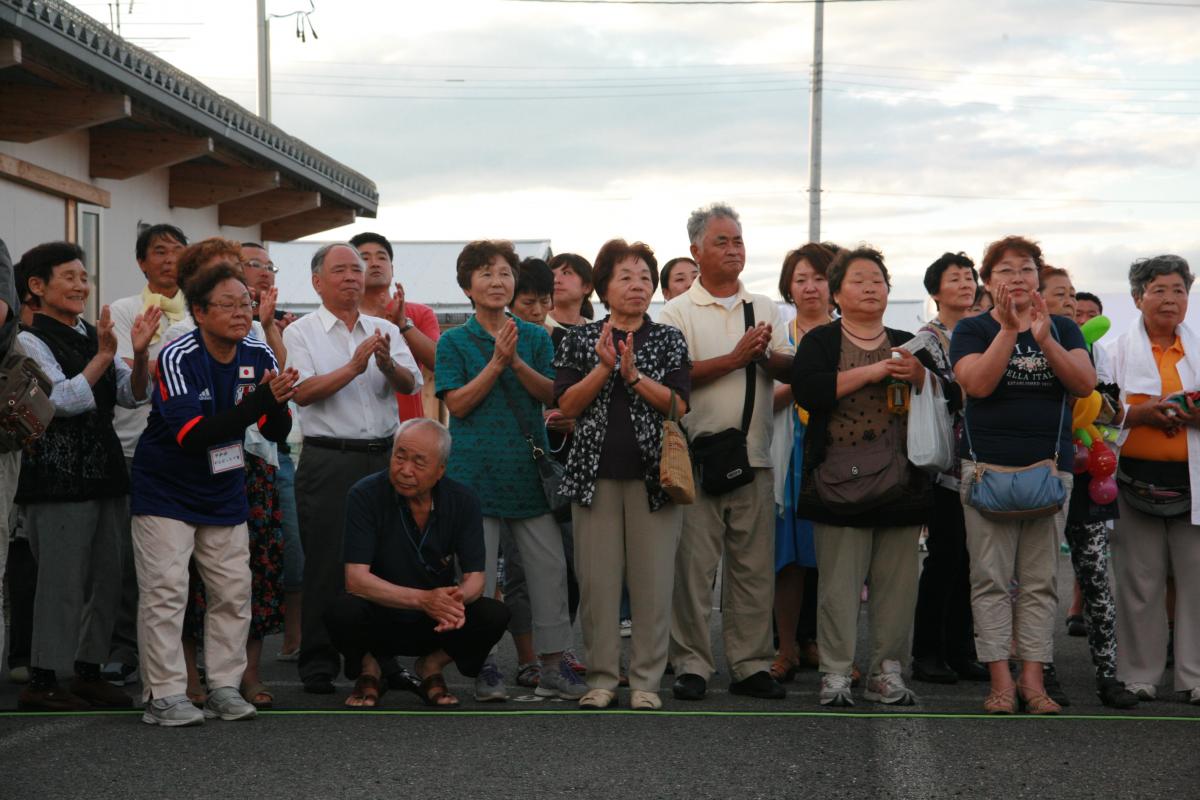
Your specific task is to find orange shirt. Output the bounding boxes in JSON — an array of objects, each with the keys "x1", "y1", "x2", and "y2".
[{"x1": 1122, "y1": 336, "x2": 1188, "y2": 461}]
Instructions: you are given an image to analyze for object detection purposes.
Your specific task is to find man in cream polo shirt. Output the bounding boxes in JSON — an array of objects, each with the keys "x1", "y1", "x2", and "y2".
[{"x1": 659, "y1": 203, "x2": 793, "y2": 702}]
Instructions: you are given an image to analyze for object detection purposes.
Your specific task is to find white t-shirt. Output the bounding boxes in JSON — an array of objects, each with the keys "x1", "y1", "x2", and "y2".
[{"x1": 110, "y1": 293, "x2": 176, "y2": 459}]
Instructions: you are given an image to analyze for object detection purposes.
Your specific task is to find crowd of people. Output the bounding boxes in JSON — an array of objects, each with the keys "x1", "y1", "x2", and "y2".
[{"x1": 0, "y1": 201, "x2": 1196, "y2": 727}]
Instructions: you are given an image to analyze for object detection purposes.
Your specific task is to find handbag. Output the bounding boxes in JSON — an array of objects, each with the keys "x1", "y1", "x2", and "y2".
[
  {"x1": 906, "y1": 368, "x2": 955, "y2": 473},
  {"x1": 691, "y1": 303, "x2": 756, "y2": 496},
  {"x1": 0, "y1": 344, "x2": 54, "y2": 453},
  {"x1": 1115, "y1": 458, "x2": 1190, "y2": 518},
  {"x1": 659, "y1": 389, "x2": 695, "y2": 504},
  {"x1": 813, "y1": 424, "x2": 909, "y2": 512},
  {"x1": 470, "y1": 336, "x2": 569, "y2": 513},
  {"x1": 962, "y1": 394, "x2": 1068, "y2": 522}
]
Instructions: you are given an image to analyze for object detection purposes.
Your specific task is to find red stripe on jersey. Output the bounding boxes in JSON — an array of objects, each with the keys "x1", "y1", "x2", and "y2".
[{"x1": 176, "y1": 415, "x2": 203, "y2": 446}]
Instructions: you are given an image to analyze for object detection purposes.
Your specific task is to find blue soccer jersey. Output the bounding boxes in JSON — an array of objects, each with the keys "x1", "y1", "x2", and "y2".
[{"x1": 131, "y1": 330, "x2": 281, "y2": 526}]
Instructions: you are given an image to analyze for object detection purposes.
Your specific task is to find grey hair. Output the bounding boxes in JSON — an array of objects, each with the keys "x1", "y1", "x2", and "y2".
[
  {"x1": 394, "y1": 417, "x2": 452, "y2": 466},
  {"x1": 310, "y1": 242, "x2": 363, "y2": 275},
  {"x1": 1129, "y1": 254, "x2": 1194, "y2": 300},
  {"x1": 686, "y1": 202, "x2": 741, "y2": 247}
]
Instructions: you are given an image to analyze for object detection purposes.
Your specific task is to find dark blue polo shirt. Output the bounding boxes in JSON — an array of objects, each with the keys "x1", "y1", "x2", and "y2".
[{"x1": 343, "y1": 471, "x2": 486, "y2": 590}]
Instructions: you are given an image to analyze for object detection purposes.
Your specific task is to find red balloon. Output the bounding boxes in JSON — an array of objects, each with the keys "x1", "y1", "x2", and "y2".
[
  {"x1": 1088, "y1": 444, "x2": 1117, "y2": 479},
  {"x1": 1072, "y1": 441, "x2": 1090, "y2": 474},
  {"x1": 1089, "y1": 475, "x2": 1118, "y2": 505}
]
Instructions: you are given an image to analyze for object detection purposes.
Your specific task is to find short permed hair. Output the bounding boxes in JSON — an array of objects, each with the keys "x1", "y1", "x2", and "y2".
[
  {"x1": 1129, "y1": 254, "x2": 1194, "y2": 300},
  {"x1": 1038, "y1": 265, "x2": 1071, "y2": 291},
  {"x1": 135, "y1": 224, "x2": 187, "y2": 262},
  {"x1": 778, "y1": 242, "x2": 836, "y2": 304},
  {"x1": 183, "y1": 261, "x2": 247, "y2": 316},
  {"x1": 456, "y1": 240, "x2": 520, "y2": 293},
  {"x1": 592, "y1": 239, "x2": 658, "y2": 309},
  {"x1": 16, "y1": 241, "x2": 85, "y2": 299},
  {"x1": 980, "y1": 235, "x2": 1044, "y2": 283},
  {"x1": 349, "y1": 232, "x2": 393, "y2": 261},
  {"x1": 827, "y1": 246, "x2": 891, "y2": 298},
  {"x1": 177, "y1": 238, "x2": 242, "y2": 296},
  {"x1": 923, "y1": 252, "x2": 978, "y2": 297}
]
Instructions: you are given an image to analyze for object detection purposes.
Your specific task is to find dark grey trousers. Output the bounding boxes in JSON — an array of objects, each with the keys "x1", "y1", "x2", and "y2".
[{"x1": 295, "y1": 446, "x2": 389, "y2": 683}]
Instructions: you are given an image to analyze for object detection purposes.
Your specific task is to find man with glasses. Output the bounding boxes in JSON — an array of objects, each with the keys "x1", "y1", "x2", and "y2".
[
  {"x1": 325, "y1": 418, "x2": 509, "y2": 708},
  {"x1": 103, "y1": 224, "x2": 189, "y2": 688},
  {"x1": 282, "y1": 243, "x2": 422, "y2": 694}
]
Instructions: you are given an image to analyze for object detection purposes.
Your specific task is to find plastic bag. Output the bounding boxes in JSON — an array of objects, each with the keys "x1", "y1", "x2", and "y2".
[{"x1": 906, "y1": 370, "x2": 954, "y2": 473}]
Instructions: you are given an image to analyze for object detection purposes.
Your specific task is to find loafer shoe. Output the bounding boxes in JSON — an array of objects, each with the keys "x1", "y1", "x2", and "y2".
[
  {"x1": 18, "y1": 684, "x2": 91, "y2": 712},
  {"x1": 579, "y1": 688, "x2": 617, "y2": 709},
  {"x1": 672, "y1": 673, "x2": 707, "y2": 701},
  {"x1": 630, "y1": 690, "x2": 662, "y2": 710},
  {"x1": 911, "y1": 657, "x2": 958, "y2": 685},
  {"x1": 302, "y1": 676, "x2": 335, "y2": 695},
  {"x1": 70, "y1": 676, "x2": 133, "y2": 708},
  {"x1": 729, "y1": 670, "x2": 786, "y2": 700},
  {"x1": 1097, "y1": 678, "x2": 1139, "y2": 709},
  {"x1": 948, "y1": 659, "x2": 991, "y2": 683}
]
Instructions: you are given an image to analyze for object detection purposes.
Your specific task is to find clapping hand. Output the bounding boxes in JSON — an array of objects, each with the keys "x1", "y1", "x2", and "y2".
[
  {"x1": 97, "y1": 305, "x2": 118, "y2": 357},
  {"x1": 260, "y1": 367, "x2": 300, "y2": 404},
  {"x1": 350, "y1": 332, "x2": 382, "y2": 375},
  {"x1": 617, "y1": 330, "x2": 639, "y2": 384},
  {"x1": 732, "y1": 322, "x2": 771, "y2": 367},
  {"x1": 373, "y1": 331, "x2": 395, "y2": 375},
  {"x1": 257, "y1": 287, "x2": 278, "y2": 326},
  {"x1": 130, "y1": 305, "x2": 163, "y2": 356},
  {"x1": 1029, "y1": 291, "x2": 1052, "y2": 345},
  {"x1": 993, "y1": 284, "x2": 1021, "y2": 332},
  {"x1": 595, "y1": 321, "x2": 618, "y2": 370},
  {"x1": 385, "y1": 282, "x2": 408, "y2": 328},
  {"x1": 492, "y1": 319, "x2": 518, "y2": 367}
]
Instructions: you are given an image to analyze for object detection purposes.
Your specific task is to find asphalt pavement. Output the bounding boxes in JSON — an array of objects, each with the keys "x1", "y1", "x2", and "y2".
[{"x1": 1, "y1": 554, "x2": 1196, "y2": 799}]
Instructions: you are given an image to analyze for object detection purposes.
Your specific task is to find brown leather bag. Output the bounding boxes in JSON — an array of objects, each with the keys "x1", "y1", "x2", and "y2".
[
  {"x1": 0, "y1": 345, "x2": 54, "y2": 453},
  {"x1": 812, "y1": 426, "x2": 908, "y2": 512}
]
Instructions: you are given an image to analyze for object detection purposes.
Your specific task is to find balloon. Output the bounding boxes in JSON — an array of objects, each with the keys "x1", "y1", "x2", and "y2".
[
  {"x1": 1074, "y1": 427, "x2": 1093, "y2": 448},
  {"x1": 1088, "y1": 442, "x2": 1117, "y2": 479},
  {"x1": 1088, "y1": 475, "x2": 1118, "y2": 505},
  {"x1": 1071, "y1": 391, "x2": 1102, "y2": 434},
  {"x1": 1079, "y1": 315, "x2": 1111, "y2": 347},
  {"x1": 1072, "y1": 441, "x2": 1090, "y2": 474}
]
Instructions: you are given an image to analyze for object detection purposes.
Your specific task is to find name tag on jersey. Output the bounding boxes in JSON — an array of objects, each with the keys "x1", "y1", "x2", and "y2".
[{"x1": 208, "y1": 442, "x2": 245, "y2": 475}]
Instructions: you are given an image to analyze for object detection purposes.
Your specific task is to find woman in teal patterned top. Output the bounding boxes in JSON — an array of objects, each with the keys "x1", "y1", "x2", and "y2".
[{"x1": 434, "y1": 240, "x2": 586, "y2": 702}]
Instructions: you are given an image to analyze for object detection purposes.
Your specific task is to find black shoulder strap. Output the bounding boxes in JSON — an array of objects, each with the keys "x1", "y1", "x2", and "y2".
[{"x1": 741, "y1": 301, "x2": 756, "y2": 433}]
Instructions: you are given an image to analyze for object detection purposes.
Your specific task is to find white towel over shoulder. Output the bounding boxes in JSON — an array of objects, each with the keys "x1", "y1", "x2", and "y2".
[{"x1": 1108, "y1": 316, "x2": 1200, "y2": 524}]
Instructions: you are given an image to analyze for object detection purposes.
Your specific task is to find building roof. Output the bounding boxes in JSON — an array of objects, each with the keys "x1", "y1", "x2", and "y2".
[{"x1": 0, "y1": 0, "x2": 378, "y2": 236}]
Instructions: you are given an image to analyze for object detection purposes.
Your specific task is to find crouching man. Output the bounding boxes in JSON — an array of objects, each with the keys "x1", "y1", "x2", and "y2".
[{"x1": 326, "y1": 418, "x2": 510, "y2": 708}]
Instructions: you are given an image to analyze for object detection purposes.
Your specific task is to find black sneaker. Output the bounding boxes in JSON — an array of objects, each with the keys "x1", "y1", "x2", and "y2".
[
  {"x1": 1097, "y1": 677, "x2": 1139, "y2": 709},
  {"x1": 1042, "y1": 664, "x2": 1071, "y2": 707},
  {"x1": 948, "y1": 659, "x2": 990, "y2": 682},
  {"x1": 729, "y1": 670, "x2": 786, "y2": 699}
]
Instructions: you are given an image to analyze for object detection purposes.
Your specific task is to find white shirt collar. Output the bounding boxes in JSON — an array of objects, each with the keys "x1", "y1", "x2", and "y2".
[{"x1": 316, "y1": 303, "x2": 364, "y2": 334}]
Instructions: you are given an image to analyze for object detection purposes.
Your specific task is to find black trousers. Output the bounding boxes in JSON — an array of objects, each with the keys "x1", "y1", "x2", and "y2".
[
  {"x1": 325, "y1": 594, "x2": 511, "y2": 680},
  {"x1": 912, "y1": 484, "x2": 975, "y2": 663},
  {"x1": 4, "y1": 537, "x2": 36, "y2": 667},
  {"x1": 295, "y1": 448, "x2": 390, "y2": 683}
]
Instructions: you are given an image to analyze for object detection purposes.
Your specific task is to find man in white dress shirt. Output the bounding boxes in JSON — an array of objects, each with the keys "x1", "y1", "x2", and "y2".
[{"x1": 283, "y1": 243, "x2": 421, "y2": 693}]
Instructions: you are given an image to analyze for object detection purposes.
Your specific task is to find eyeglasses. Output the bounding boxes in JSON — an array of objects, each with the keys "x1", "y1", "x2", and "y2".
[
  {"x1": 209, "y1": 300, "x2": 254, "y2": 314},
  {"x1": 243, "y1": 259, "x2": 278, "y2": 274}
]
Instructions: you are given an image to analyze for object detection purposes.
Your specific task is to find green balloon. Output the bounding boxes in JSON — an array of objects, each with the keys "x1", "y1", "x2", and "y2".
[{"x1": 1080, "y1": 315, "x2": 1110, "y2": 346}]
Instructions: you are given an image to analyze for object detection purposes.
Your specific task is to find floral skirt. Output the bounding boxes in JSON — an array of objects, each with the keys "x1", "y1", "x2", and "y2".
[{"x1": 184, "y1": 453, "x2": 285, "y2": 642}]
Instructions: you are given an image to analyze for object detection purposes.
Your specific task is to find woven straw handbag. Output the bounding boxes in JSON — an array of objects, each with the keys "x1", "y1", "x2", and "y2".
[{"x1": 659, "y1": 389, "x2": 695, "y2": 505}]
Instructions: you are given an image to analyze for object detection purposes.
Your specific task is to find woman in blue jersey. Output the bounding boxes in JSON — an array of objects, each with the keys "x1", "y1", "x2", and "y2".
[{"x1": 131, "y1": 262, "x2": 297, "y2": 727}]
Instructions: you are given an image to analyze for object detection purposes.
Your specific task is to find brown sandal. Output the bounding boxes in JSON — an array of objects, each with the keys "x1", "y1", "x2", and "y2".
[
  {"x1": 345, "y1": 673, "x2": 385, "y2": 708},
  {"x1": 983, "y1": 686, "x2": 1016, "y2": 715},
  {"x1": 417, "y1": 673, "x2": 460, "y2": 708},
  {"x1": 1017, "y1": 685, "x2": 1061, "y2": 715},
  {"x1": 769, "y1": 652, "x2": 799, "y2": 683}
]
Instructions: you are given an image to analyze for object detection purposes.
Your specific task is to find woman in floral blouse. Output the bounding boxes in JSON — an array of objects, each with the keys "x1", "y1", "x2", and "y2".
[{"x1": 555, "y1": 239, "x2": 691, "y2": 710}]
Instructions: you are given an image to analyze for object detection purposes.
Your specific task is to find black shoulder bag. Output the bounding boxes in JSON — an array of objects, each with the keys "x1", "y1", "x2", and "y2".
[
  {"x1": 690, "y1": 303, "x2": 757, "y2": 496},
  {"x1": 471, "y1": 336, "x2": 569, "y2": 514}
]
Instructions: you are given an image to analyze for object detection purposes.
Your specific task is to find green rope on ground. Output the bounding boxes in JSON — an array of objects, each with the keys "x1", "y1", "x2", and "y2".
[{"x1": 1, "y1": 708, "x2": 1198, "y2": 721}]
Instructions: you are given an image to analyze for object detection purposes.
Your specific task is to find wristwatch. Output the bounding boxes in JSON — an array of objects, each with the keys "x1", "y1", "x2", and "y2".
[
  {"x1": 398, "y1": 318, "x2": 414, "y2": 333},
  {"x1": 628, "y1": 372, "x2": 642, "y2": 387}
]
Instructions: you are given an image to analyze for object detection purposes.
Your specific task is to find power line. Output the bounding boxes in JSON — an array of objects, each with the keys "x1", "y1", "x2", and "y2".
[
  {"x1": 504, "y1": 0, "x2": 900, "y2": 4},
  {"x1": 823, "y1": 188, "x2": 1200, "y2": 205}
]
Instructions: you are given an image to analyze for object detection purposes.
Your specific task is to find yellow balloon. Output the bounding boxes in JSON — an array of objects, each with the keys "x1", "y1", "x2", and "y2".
[{"x1": 1071, "y1": 391, "x2": 1102, "y2": 432}]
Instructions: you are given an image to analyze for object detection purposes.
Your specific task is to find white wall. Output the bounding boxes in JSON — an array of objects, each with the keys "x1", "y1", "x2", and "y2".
[{"x1": 0, "y1": 132, "x2": 261, "y2": 307}]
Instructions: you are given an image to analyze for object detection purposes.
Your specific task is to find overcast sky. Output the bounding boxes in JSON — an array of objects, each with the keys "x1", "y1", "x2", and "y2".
[{"x1": 77, "y1": 0, "x2": 1200, "y2": 301}]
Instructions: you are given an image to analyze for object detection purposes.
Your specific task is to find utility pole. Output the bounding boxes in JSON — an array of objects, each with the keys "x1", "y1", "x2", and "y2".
[
  {"x1": 256, "y1": 0, "x2": 271, "y2": 121},
  {"x1": 807, "y1": 0, "x2": 824, "y2": 243}
]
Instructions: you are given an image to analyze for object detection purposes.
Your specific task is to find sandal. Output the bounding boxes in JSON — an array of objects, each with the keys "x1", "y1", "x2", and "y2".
[
  {"x1": 983, "y1": 685, "x2": 1016, "y2": 714},
  {"x1": 416, "y1": 673, "x2": 460, "y2": 708},
  {"x1": 345, "y1": 673, "x2": 385, "y2": 708},
  {"x1": 1017, "y1": 684, "x2": 1061, "y2": 715},
  {"x1": 769, "y1": 652, "x2": 799, "y2": 683},
  {"x1": 241, "y1": 681, "x2": 275, "y2": 710}
]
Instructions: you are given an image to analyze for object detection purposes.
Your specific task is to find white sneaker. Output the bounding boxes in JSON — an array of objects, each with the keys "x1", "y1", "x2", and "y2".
[
  {"x1": 142, "y1": 694, "x2": 204, "y2": 727},
  {"x1": 819, "y1": 672, "x2": 854, "y2": 707},
  {"x1": 1188, "y1": 687, "x2": 1200, "y2": 705},
  {"x1": 864, "y1": 660, "x2": 917, "y2": 705},
  {"x1": 1126, "y1": 682, "x2": 1157, "y2": 701},
  {"x1": 203, "y1": 686, "x2": 257, "y2": 721}
]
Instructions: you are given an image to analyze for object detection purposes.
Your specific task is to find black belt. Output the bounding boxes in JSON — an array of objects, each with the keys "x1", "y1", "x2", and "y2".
[{"x1": 303, "y1": 436, "x2": 393, "y2": 453}]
